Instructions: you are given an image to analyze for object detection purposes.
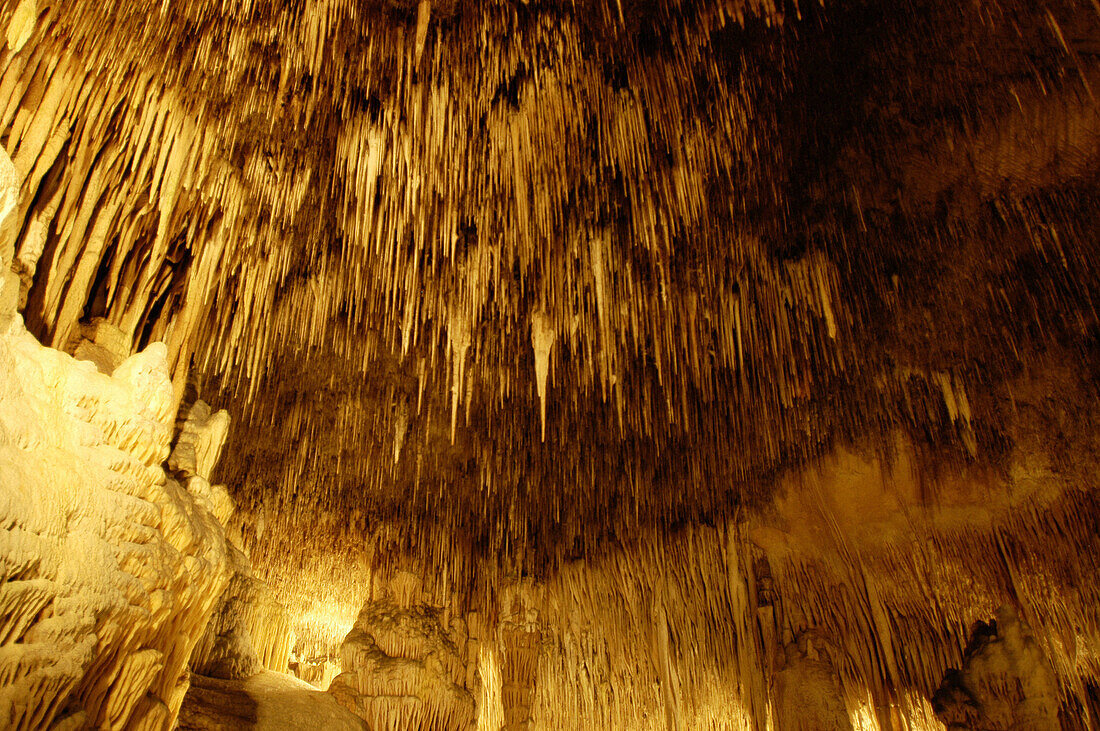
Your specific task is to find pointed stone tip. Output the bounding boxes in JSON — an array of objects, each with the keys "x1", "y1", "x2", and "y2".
[{"x1": 6, "y1": 0, "x2": 36, "y2": 55}]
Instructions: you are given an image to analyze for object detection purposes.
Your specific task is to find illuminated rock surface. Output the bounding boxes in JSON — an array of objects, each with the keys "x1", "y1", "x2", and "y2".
[
  {"x1": 189, "y1": 542, "x2": 293, "y2": 681},
  {"x1": 2, "y1": 0, "x2": 1100, "y2": 728},
  {"x1": 772, "y1": 632, "x2": 852, "y2": 731},
  {"x1": 932, "y1": 607, "x2": 1060, "y2": 730},
  {"x1": 0, "y1": 236, "x2": 231, "y2": 727},
  {"x1": 328, "y1": 572, "x2": 478, "y2": 730}
]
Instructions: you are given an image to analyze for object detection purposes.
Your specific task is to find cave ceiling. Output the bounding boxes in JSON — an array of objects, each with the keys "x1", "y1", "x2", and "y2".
[{"x1": 5, "y1": 0, "x2": 1100, "y2": 581}]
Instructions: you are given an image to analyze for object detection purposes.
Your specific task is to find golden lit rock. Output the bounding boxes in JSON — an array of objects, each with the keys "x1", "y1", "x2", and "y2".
[
  {"x1": 1, "y1": 1, "x2": 1100, "y2": 728},
  {"x1": 4, "y1": 0, "x2": 33, "y2": 53}
]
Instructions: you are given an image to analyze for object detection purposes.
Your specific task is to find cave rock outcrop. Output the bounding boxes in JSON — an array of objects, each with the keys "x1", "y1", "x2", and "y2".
[
  {"x1": 0, "y1": 177, "x2": 234, "y2": 727},
  {"x1": 772, "y1": 630, "x2": 853, "y2": 731},
  {"x1": 933, "y1": 606, "x2": 1060, "y2": 730},
  {"x1": 328, "y1": 571, "x2": 478, "y2": 730},
  {"x1": 497, "y1": 587, "x2": 542, "y2": 731},
  {"x1": 179, "y1": 395, "x2": 293, "y2": 681},
  {"x1": 188, "y1": 540, "x2": 293, "y2": 680}
]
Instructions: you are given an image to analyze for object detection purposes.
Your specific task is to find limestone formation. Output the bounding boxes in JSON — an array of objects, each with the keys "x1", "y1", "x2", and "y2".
[
  {"x1": 772, "y1": 632, "x2": 852, "y2": 731},
  {"x1": 290, "y1": 657, "x2": 341, "y2": 690},
  {"x1": 3, "y1": 0, "x2": 1100, "y2": 729},
  {"x1": 497, "y1": 589, "x2": 542, "y2": 731},
  {"x1": 933, "y1": 607, "x2": 1061, "y2": 730},
  {"x1": 175, "y1": 398, "x2": 293, "y2": 687},
  {"x1": 169, "y1": 400, "x2": 231, "y2": 487},
  {"x1": 329, "y1": 572, "x2": 478, "y2": 730},
  {"x1": 0, "y1": 276, "x2": 231, "y2": 727},
  {"x1": 189, "y1": 542, "x2": 293, "y2": 681},
  {"x1": 5, "y1": 0, "x2": 34, "y2": 53},
  {"x1": 69, "y1": 318, "x2": 130, "y2": 375}
]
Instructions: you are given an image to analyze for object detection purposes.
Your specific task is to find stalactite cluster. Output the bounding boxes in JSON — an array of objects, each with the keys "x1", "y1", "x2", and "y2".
[{"x1": 3, "y1": 0, "x2": 1100, "y2": 727}]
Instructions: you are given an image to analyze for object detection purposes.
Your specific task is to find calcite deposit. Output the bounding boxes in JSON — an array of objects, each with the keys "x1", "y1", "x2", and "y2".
[
  {"x1": 772, "y1": 632, "x2": 852, "y2": 731},
  {"x1": 329, "y1": 572, "x2": 478, "y2": 730},
  {"x1": 2, "y1": 0, "x2": 1100, "y2": 728},
  {"x1": 0, "y1": 227, "x2": 232, "y2": 727},
  {"x1": 933, "y1": 607, "x2": 1061, "y2": 730},
  {"x1": 189, "y1": 541, "x2": 293, "y2": 681}
]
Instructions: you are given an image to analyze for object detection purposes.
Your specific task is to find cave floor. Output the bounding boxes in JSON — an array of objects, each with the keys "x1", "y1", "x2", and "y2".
[{"x1": 177, "y1": 670, "x2": 366, "y2": 730}]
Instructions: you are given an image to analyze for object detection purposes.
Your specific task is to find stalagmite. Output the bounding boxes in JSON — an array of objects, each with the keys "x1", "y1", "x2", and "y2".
[
  {"x1": 328, "y1": 572, "x2": 478, "y2": 730},
  {"x1": 772, "y1": 632, "x2": 853, "y2": 731},
  {"x1": 0, "y1": 149, "x2": 16, "y2": 322},
  {"x1": 190, "y1": 543, "x2": 269, "y2": 681},
  {"x1": 932, "y1": 607, "x2": 1061, "y2": 729},
  {"x1": 170, "y1": 400, "x2": 231, "y2": 485}
]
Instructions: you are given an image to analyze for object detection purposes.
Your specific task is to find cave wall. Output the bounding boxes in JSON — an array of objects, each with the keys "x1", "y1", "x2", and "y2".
[
  {"x1": 181, "y1": 398, "x2": 294, "y2": 682},
  {"x1": 311, "y1": 364, "x2": 1100, "y2": 730},
  {"x1": 0, "y1": 148, "x2": 235, "y2": 728},
  {"x1": 488, "y1": 493, "x2": 1097, "y2": 730},
  {"x1": 349, "y1": 426, "x2": 1095, "y2": 730},
  {"x1": 188, "y1": 538, "x2": 294, "y2": 681},
  {"x1": 2, "y1": 0, "x2": 1100, "y2": 727}
]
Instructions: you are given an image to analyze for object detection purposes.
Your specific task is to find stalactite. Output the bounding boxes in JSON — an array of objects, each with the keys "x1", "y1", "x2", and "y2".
[
  {"x1": 4, "y1": 0, "x2": 34, "y2": 54},
  {"x1": 530, "y1": 311, "x2": 555, "y2": 443},
  {"x1": 3, "y1": 0, "x2": 1100, "y2": 728}
]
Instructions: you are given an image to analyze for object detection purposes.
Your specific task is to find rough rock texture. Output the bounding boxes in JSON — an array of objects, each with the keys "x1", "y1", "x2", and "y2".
[
  {"x1": 0, "y1": 290, "x2": 231, "y2": 725},
  {"x1": 177, "y1": 395, "x2": 295, "y2": 680},
  {"x1": 5, "y1": 1, "x2": 1100, "y2": 729},
  {"x1": 0, "y1": 141, "x2": 234, "y2": 729},
  {"x1": 241, "y1": 582, "x2": 293, "y2": 675},
  {"x1": 329, "y1": 571, "x2": 478, "y2": 730},
  {"x1": 497, "y1": 590, "x2": 541, "y2": 731},
  {"x1": 67, "y1": 318, "x2": 128, "y2": 376},
  {"x1": 189, "y1": 540, "x2": 293, "y2": 679},
  {"x1": 179, "y1": 399, "x2": 294, "y2": 680},
  {"x1": 189, "y1": 544, "x2": 264, "y2": 680},
  {"x1": 169, "y1": 401, "x2": 231, "y2": 490},
  {"x1": 500, "y1": 628, "x2": 540, "y2": 731},
  {"x1": 492, "y1": 425, "x2": 1098, "y2": 730},
  {"x1": 289, "y1": 657, "x2": 340, "y2": 690},
  {"x1": 177, "y1": 670, "x2": 366, "y2": 731},
  {"x1": 772, "y1": 632, "x2": 852, "y2": 731},
  {"x1": 933, "y1": 606, "x2": 1060, "y2": 730}
]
